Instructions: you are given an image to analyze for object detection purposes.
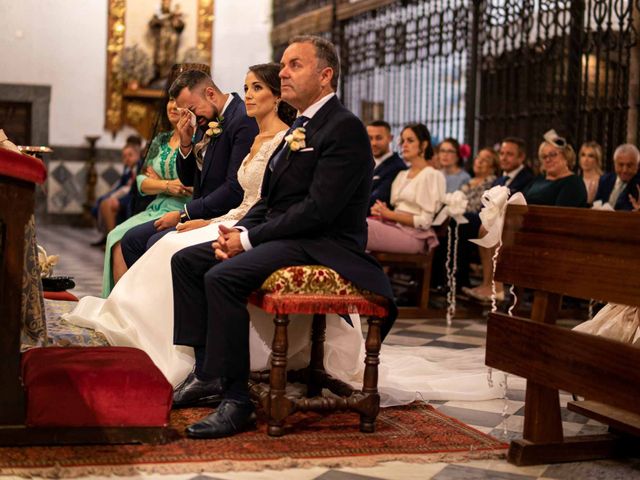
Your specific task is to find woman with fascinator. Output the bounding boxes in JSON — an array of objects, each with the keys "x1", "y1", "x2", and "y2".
[{"x1": 522, "y1": 129, "x2": 587, "y2": 207}]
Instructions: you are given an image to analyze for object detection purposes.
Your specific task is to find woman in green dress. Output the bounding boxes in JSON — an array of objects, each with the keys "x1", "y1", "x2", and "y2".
[{"x1": 102, "y1": 97, "x2": 191, "y2": 297}]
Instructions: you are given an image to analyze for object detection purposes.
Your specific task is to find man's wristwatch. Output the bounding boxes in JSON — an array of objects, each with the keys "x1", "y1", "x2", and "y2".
[{"x1": 179, "y1": 210, "x2": 189, "y2": 223}]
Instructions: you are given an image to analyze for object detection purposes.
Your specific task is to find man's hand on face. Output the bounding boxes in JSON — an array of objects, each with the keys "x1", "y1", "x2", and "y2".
[
  {"x1": 176, "y1": 108, "x2": 196, "y2": 151},
  {"x1": 154, "y1": 211, "x2": 181, "y2": 231},
  {"x1": 212, "y1": 224, "x2": 245, "y2": 261}
]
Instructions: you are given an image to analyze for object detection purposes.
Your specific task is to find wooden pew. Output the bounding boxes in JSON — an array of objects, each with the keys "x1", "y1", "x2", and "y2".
[
  {"x1": 370, "y1": 220, "x2": 450, "y2": 319},
  {"x1": 485, "y1": 204, "x2": 640, "y2": 465}
]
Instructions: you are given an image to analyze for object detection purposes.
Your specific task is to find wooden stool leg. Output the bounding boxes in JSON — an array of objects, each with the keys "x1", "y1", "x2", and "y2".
[
  {"x1": 360, "y1": 316, "x2": 382, "y2": 433},
  {"x1": 307, "y1": 314, "x2": 326, "y2": 397},
  {"x1": 268, "y1": 313, "x2": 289, "y2": 437}
]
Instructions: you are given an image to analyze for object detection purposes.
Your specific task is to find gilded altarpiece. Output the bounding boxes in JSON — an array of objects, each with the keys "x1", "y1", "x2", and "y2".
[{"x1": 105, "y1": 0, "x2": 214, "y2": 139}]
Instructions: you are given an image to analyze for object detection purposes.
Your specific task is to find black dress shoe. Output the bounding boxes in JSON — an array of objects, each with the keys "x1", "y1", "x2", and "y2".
[
  {"x1": 172, "y1": 372, "x2": 226, "y2": 408},
  {"x1": 186, "y1": 399, "x2": 256, "y2": 439}
]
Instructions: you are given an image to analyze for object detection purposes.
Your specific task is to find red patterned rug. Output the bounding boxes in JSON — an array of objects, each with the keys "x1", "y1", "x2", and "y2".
[{"x1": 0, "y1": 403, "x2": 507, "y2": 477}]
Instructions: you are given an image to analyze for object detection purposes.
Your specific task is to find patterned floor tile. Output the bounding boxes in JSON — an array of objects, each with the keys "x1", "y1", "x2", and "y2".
[
  {"x1": 432, "y1": 464, "x2": 536, "y2": 479},
  {"x1": 435, "y1": 405, "x2": 506, "y2": 428},
  {"x1": 314, "y1": 471, "x2": 387, "y2": 480},
  {"x1": 542, "y1": 458, "x2": 640, "y2": 479},
  {"x1": 436, "y1": 334, "x2": 486, "y2": 346}
]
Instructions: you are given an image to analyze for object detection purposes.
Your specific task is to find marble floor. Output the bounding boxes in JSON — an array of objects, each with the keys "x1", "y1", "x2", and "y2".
[{"x1": 23, "y1": 223, "x2": 640, "y2": 480}]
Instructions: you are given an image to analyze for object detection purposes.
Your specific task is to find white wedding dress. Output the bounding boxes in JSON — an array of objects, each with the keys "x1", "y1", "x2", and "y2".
[{"x1": 66, "y1": 130, "x2": 502, "y2": 407}]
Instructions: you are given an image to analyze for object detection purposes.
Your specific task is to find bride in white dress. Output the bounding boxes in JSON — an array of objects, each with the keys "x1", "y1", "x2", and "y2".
[{"x1": 66, "y1": 65, "x2": 501, "y2": 407}]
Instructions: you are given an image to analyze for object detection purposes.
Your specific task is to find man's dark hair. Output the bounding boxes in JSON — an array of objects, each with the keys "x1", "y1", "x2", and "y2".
[
  {"x1": 168, "y1": 69, "x2": 216, "y2": 99},
  {"x1": 289, "y1": 35, "x2": 340, "y2": 90},
  {"x1": 501, "y1": 136, "x2": 526, "y2": 156},
  {"x1": 368, "y1": 120, "x2": 392, "y2": 132},
  {"x1": 125, "y1": 135, "x2": 142, "y2": 149}
]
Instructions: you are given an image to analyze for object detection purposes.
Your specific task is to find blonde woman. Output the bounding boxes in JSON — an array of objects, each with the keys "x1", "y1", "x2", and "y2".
[{"x1": 578, "y1": 141, "x2": 603, "y2": 204}]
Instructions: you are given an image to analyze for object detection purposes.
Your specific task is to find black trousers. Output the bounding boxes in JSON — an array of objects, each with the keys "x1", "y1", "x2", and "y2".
[
  {"x1": 121, "y1": 219, "x2": 174, "y2": 267},
  {"x1": 170, "y1": 239, "x2": 314, "y2": 384}
]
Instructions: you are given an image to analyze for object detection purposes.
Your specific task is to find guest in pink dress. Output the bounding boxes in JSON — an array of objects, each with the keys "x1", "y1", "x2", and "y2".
[{"x1": 367, "y1": 123, "x2": 446, "y2": 254}]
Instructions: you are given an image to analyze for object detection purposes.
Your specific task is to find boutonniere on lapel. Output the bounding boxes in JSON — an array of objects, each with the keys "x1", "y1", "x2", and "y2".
[
  {"x1": 206, "y1": 116, "x2": 224, "y2": 138},
  {"x1": 285, "y1": 127, "x2": 306, "y2": 155}
]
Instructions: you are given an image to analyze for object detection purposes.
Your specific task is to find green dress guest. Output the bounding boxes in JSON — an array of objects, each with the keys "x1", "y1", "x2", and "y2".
[{"x1": 102, "y1": 130, "x2": 191, "y2": 296}]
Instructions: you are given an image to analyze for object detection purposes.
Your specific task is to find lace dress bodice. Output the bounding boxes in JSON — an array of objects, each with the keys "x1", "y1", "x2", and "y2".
[{"x1": 213, "y1": 130, "x2": 286, "y2": 222}]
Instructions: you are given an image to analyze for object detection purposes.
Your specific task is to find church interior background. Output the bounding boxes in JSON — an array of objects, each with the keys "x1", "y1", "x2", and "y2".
[{"x1": 1, "y1": 0, "x2": 639, "y2": 479}]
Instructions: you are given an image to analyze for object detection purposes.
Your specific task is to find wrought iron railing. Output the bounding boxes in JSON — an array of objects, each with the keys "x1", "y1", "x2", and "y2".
[{"x1": 273, "y1": 0, "x2": 639, "y2": 168}]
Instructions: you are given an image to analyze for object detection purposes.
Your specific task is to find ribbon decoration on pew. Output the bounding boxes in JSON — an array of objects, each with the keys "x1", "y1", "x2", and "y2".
[
  {"x1": 434, "y1": 191, "x2": 468, "y2": 326},
  {"x1": 470, "y1": 186, "x2": 526, "y2": 313}
]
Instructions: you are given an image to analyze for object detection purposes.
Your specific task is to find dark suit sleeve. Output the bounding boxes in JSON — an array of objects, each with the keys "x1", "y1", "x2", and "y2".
[
  {"x1": 236, "y1": 197, "x2": 268, "y2": 230},
  {"x1": 184, "y1": 117, "x2": 257, "y2": 219},
  {"x1": 370, "y1": 161, "x2": 404, "y2": 207},
  {"x1": 594, "y1": 174, "x2": 610, "y2": 203},
  {"x1": 176, "y1": 148, "x2": 197, "y2": 188},
  {"x1": 246, "y1": 115, "x2": 371, "y2": 246}
]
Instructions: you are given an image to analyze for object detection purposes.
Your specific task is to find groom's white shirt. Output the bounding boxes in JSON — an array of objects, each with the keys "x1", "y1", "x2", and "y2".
[{"x1": 237, "y1": 92, "x2": 336, "y2": 252}]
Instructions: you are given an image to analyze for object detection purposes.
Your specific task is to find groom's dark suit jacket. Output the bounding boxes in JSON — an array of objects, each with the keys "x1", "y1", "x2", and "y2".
[
  {"x1": 236, "y1": 95, "x2": 397, "y2": 337},
  {"x1": 177, "y1": 93, "x2": 258, "y2": 219}
]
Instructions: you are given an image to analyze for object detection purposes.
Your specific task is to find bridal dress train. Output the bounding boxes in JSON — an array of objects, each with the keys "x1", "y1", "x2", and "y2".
[{"x1": 66, "y1": 130, "x2": 503, "y2": 406}]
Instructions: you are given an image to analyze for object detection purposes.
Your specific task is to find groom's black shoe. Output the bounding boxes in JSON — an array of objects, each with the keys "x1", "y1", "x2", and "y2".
[
  {"x1": 185, "y1": 399, "x2": 256, "y2": 439},
  {"x1": 172, "y1": 372, "x2": 226, "y2": 408}
]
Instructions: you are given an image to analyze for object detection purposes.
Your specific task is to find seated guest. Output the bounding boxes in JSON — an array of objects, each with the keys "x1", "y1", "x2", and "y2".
[
  {"x1": 101, "y1": 96, "x2": 192, "y2": 297},
  {"x1": 120, "y1": 70, "x2": 258, "y2": 268},
  {"x1": 91, "y1": 137, "x2": 143, "y2": 246},
  {"x1": 523, "y1": 130, "x2": 587, "y2": 207},
  {"x1": 493, "y1": 136, "x2": 534, "y2": 192},
  {"x1": 578, "y1": 141, "x2": 603, "y2": 205},
  {"x1": 461, "y1": 147, "x2": 499, "y2": 214},
  {"x1": 367, "y1": 120, "x2": 407, "y2": 207},
  {"x1": 463, "y1": 136, "x2": 534, "y2": 302},
  {"x1": 367, "y1": 123, "x2": 446, "y2": 254},
  {"x1": 456, "y1": 147, "x2": 499, "y2": 289},
  {"x1": 594, "y1": 143, "x2": 640, "y2": 210},
  {"x1": 438, "y1": 137, "x2": 471, "y2": 192}
]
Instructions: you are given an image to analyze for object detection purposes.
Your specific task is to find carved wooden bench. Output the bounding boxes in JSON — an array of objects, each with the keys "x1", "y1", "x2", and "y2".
[{"x1": 486, "y1": 204, "x2": 640, "y2": 465}]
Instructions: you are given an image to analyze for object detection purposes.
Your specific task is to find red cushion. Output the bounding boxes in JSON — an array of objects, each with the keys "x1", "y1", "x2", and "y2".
[
  {"x1": 21, "y1": 347, "x2": 172, "y2": 427},
  {"x1": 0, "y1": 148, "x2": 46, "y2": 184},
  {"x1": 43, "y1": 290, "x2": 79, "y2": 302}
]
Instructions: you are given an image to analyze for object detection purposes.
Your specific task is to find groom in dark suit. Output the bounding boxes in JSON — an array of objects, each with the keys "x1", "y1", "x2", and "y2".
[
  {"x1": 120, "y1": 71, "x2": 258, "y2": 267},
  {"x1": 170, "y1": 36, "x2": 396, "y2": 438}
]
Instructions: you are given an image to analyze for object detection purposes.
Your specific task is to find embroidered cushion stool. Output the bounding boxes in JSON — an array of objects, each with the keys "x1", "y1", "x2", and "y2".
[{"x1": 249, "y1": 265, "x2": 389, "y2": 437}]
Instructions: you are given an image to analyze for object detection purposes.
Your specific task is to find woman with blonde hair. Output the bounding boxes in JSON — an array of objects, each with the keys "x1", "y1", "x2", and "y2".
[{"x1": 578, "y1": 141, "x2": 603, "y2": 204}]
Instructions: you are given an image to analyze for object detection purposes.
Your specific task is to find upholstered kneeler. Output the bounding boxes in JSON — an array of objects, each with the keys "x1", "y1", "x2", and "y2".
[
  {"x1": 249, "y1": 265, "x2": 389, "y2": 437},
  {"x1": 22, "y1": 347, "x2": 172, "y2": 427}
]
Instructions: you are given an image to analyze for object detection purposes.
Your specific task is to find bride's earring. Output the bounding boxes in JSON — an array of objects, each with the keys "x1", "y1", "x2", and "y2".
[{"x1": 274, "y1": 100, "x2": 280, "y2": 113}]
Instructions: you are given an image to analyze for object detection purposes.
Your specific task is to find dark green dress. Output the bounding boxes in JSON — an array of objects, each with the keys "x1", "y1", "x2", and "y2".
[{"x1": 523, "y1": 174, "x2": 588, "y2": 208}]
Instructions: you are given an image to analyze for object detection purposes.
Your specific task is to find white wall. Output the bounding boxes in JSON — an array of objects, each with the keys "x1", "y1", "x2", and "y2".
[
  {"x1": 212, "y1": 0, "x2": 273, "y2": 93},
  {"x1": 0, "y1": 0, "x2": 272, "y2": 149}
]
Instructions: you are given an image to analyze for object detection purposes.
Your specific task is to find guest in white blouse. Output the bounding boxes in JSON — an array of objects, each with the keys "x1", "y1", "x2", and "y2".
[{"x1": 367, "y1": 123, "x2": 446, "y2": 254}]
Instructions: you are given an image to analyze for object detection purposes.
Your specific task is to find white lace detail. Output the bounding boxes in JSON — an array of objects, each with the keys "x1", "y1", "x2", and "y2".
[{"x1": 214, "y1": 130, "x2": 286, "y2": 222}]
